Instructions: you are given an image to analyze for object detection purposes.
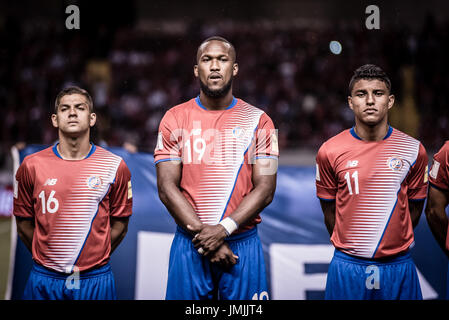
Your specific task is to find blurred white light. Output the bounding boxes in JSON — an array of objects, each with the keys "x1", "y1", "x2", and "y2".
[{"x1": 329, "y1": 41, "x2": 342, "y2": 55}]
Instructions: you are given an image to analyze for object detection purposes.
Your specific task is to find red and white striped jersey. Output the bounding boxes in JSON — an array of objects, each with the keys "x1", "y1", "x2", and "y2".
[
  {"x1": 154, "y1": 96, "x2": 279, "y2": 232},
  {"x1": 428, "y1": 141, "x2": 449, "y2": 250},
  {"x1": 13, "y1": 144, "x2": 133, "y2": 273},
  {"x1": 316, "y1": 126, "x2": 428, "y2": 259}
]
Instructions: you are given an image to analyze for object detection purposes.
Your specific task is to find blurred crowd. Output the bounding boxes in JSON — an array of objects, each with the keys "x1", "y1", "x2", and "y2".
[{"x1": 1, "y1": 15, "x2": 449, "y2": 172}]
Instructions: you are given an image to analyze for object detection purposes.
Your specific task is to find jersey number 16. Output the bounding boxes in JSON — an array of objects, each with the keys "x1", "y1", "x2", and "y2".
[{"x1": 38, "y1": 190, "x2": 59, "y2": 214}]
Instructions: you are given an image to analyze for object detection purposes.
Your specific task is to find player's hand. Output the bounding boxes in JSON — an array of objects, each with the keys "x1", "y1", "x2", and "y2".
[
  {"x1": 187, "y1": 224, "x2": 227, "y2": 256},
  {"x1": 208, "y1": 242, "x2": 238, "y2": 269}
]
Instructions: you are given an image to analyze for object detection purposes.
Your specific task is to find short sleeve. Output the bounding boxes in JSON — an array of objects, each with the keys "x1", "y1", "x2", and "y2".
[
  {"x1": 252, "y1": 113, "x2": 279, "y2": 160},
  {"x1": 315, "y1": 144, "x2": 337, "y2": 200},
  {"x1": 109, "y1": 160, "x2": 133, "y2": 218},
  {"x1": 429, "y1": 142, "x2": 449, "y2": 192},
  {"x1": 13, "y1": 159, "x2": 35, "y2": 219},
  {"x1": 154, "y1": 110, "x2": 183, "y2": 164},
  {"x1": 406, "y1": 143, "x2": 429, "y2": 200}
]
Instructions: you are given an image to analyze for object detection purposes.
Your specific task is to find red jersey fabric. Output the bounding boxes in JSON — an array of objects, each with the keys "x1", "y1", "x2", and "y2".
[
  {"x1": 154, "y1": 96, "x2": 279, "y2": 232},
  {"x1": 13, "y1": 144, "x2": 132, "y2": 273},
  {"x1": 316, "y1": 126, "x2": 428, "y2": 259},
  {"x1": 429, "y1": 141, "x2": 449, "y2": 250}
]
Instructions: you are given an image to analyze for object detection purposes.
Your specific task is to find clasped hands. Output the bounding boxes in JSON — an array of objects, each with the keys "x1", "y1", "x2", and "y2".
[{"x1": 187, "y1": 224, "x2": 239, "y2": 268}]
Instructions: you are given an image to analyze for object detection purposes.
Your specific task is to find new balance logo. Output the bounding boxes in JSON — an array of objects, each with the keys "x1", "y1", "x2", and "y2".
[
  {"x1": 44, "y1": 178, "x2": 58, "y2": 186},
  {"x1": 346, "y1": 160, "x2": 359, "y2": 168}
]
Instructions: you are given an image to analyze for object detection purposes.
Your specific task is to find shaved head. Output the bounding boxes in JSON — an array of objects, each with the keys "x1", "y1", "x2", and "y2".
[{"x1": 196, "y1": 36, "x2": 236, "y2": 63}]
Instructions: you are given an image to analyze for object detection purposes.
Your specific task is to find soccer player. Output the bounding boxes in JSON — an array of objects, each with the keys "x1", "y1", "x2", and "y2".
[
  {"x1": 315, "y1": 64, "x2": 428, "y2": 300},
  {"x1": 13, "y1": 86, "x2": 133, "y2": 300},
  {"x1": 425, "y1": 142, "x2": 449, "y2": 296},
  {"x1": 154, "y1": 36, "x2": 278, "y2": 300}
]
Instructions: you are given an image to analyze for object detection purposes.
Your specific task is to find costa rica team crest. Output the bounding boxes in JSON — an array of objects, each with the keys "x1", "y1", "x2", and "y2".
[
  {"x1": 87, "y1": 175, "x2": 102, "y2": 189},
  {"x1": 232, "y1": 126, "x2": 244, "y2": 139},
  {"x1": 387, "y1": 157, "x2": 403, "y2": 171}
]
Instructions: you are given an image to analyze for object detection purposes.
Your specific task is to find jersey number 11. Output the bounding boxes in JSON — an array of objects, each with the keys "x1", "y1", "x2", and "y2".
[{"x1": 344, "y1": 171, "x2": 359, "y2": 195}]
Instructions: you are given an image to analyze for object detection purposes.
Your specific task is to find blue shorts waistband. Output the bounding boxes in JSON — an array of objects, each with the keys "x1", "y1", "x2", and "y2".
[
  {"x1": 32, "y1": 261, "x2": 112, "y2": 279},
  {"x1": 333, "y1": 249, "x2": 412, "y2": 265},
  {"x1": 176, "y1": 225, "x2": 257, "y2": 242}
]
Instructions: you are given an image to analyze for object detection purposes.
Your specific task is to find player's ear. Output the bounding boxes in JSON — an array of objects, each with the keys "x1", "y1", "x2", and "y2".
[
  {"x1": 387, "y1": 94, "x2": 395, "y2": 110},
  {"x1": 232, "y1": 63, "x2": 239, "y2": 77},
  {"x1": 51, "y1": 113, "x2": 59, "y2": 128},
  {"x1": 193, "y1": 64, "x2": 199, "y2": 78},
  {"x1": 89, "y1": 113, "x2": 97, "y2": 127},
  {"x1": 348, "y1": 96, "x2": 354, "y2": 111}
]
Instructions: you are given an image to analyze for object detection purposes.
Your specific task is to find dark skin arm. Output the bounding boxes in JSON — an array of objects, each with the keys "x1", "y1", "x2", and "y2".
[
  {"x1": 156, "y1": 160, "x2": 202, "y2": 231},
  {"x1": 319, "y1": 199, "x2": 336, "y2": 236},
  {"x1": 425, "y1": 185, "x2": 449, "y2": 258},
  {"x1": 110, "y1": 216, "x2": 130, "y2": 253},
  {"x1": 156, "y1": 160, "x2": 237, "y2": 267},
  {"x1": 189, "y1": 158, "x2": 277, "y2": 256},
  {"x1": 15, "y1": 217, "x2": 35, "y2": 252},
  {"x1": 409, "y1": 199, "x2": 425, "y2": 229}
]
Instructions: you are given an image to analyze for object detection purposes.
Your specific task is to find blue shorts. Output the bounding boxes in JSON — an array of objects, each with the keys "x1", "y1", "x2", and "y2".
[
  {"x1": 22, "y1": 262, "x2": 116, "y2": 300},
  {"x1": 166, "y1": 226, "x2": 268, "y2": 300},
  {"x1": 325, "y1": 249, "x2": 422, "y2": 300}
]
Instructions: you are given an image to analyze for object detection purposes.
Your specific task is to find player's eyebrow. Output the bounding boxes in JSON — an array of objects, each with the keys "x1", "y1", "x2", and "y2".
[
  {"x1": 200, "y1": 53, "x2": 230, "y2": 59},
  {"x1": 59, "y1": 102, "x2": 88, "y2": 109}
]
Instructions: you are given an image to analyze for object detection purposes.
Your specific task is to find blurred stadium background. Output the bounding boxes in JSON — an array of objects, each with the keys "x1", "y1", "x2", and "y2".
[{"x1": 1, "y1": 0, "x2": 449, "y2": 299}]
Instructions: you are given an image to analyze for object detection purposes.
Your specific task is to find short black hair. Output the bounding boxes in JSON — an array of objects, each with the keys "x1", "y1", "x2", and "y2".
[
  {"x1": 348, "y1": 64, "x2": 391, "y2": 95},
  {"x1": 196, "y1": 36, "x2": 236, "y2": 62},
  {"x1": 54, "y1": 86, "x2": 94, "y2": 113}
]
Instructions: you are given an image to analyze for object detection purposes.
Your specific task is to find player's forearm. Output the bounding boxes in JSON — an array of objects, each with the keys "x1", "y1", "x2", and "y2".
[
  {"x1": 191, "y1": 186, "x2": 273, "y2": 255},
  {"x1": 409, "y1": 200, "x2": 425, "y2": 229},
  {"x1": 425, "y1": 206, "x2": 449, "y2": 257},
  {"x1": 110, "y1": 217, "x2": 129, "y2": 253},
  {"x1": 324, "y1": 213, "x2": 336, "y2": 236},
  {"x1": 228, "y1": 182, "x2": 275, "y2": 228},
  {"x1": 158, "y1": 183, "x2": 202, "y2": 232},
  {"x1": 16, "y1": 218, "x2": 34, "y2": 252},
  {"x1": 319, "y1": 200, "x2": 336, "y2": 236}
]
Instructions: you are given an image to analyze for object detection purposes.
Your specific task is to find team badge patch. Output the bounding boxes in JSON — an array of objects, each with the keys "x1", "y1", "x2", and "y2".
[
  {"x1": 387, "y1": 157, "x2": 403, "y2": 171},
  {"x1": 429, "y1": 160, "x2": 440, "y2": 179},
  {"x1": 155, "y1": 131, "x2": 164, "y2": 151},
  {"x1": 271, "y1": 131, "x2": 279, "y2": 154},
  {"x1": 232, "y1": 127, "x2": 244, "y2": 139},
  {"x1": 87, "y1": 175, "x2": 102, "y2": 189}
]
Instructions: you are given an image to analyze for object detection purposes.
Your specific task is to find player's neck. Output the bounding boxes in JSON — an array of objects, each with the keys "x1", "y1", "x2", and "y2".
[
  {"x1": 198, "y1": 91, "x2": 234, "y2": 111},
  {"x1": 57, "y1": 135, "x2": 92, "y2": 160},
  {"x1": 353, "y1": 121, "x2": 390, "y2": 141}
]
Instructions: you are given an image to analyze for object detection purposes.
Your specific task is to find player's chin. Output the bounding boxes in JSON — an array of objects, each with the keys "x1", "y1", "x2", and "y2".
[
  {"x1": 60, "y1": 126, "x2": 89, "y2": 136},
  {"x1": 207, "y1": 82, "x2": 225, "y2": 92},
  {"x1": 361, "y1": 116, "x2": 383, "y2": 127}
]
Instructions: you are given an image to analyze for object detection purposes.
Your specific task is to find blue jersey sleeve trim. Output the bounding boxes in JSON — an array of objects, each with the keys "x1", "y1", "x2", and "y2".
[
  {"x1": 408, "y1": 198, "x2": 426, "y2": 202},
  {"x1": 154, "y1": 158, "x2": 182, "y2": 165},
  {"x1": 317, "y1": 196, "x2": 336, "y2": 202},
  {"x1": 254, "y1": 155, "x2": 279, "y2": 160},
  {"x1": 429, "y1": 182, "x2": 449, "y2": 193}
]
